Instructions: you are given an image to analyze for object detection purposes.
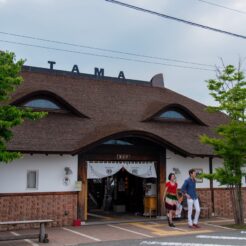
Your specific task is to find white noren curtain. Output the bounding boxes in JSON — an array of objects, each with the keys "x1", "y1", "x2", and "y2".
[{"x1": 87, "y1": 161, "x2": 157, "y2": 179}]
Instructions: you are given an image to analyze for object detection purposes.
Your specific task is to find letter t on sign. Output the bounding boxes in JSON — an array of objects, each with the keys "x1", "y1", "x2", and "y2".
[{"x1": 48, "y1": 61, "x2": 56, "y2": 70}]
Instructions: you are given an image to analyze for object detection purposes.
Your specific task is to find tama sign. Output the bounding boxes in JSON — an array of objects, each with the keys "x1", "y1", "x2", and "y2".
[{"x1": 48, "y1": 61, "x2": 126, "y2": 79}]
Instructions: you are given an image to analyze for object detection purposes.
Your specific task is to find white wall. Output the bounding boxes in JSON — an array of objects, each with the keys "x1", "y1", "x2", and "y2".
[
  {"x1": 213, "y1": 158, "x2": 246, "y2": 188},
  {"x1": 0, "y1": 154, "x2": 78, "y2": 193},
  {"x1": 166, "y1": 150, "x2": 246, "y2": 188},
  {"x1": 166, "y1": 150, "x2": 210, "y2": 188},
  {"x1": 211, "y1": 157, "x2": 224, "y2": 188}
]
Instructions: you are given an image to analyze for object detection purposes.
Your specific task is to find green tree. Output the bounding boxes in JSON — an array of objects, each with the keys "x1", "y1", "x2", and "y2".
[
  {"x1": 0, "y1": 51, "x2": 46, "y2": 163},
  {"x1": 200, "y1": 64, "x2": 246, "y2": 225}
]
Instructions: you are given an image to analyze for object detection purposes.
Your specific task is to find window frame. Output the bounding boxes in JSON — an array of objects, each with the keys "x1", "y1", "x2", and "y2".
[
  {"x1": 11, "y1": 90, "x2": 89, "y2": 118},
  {"x1": 143, "y1": 104, "x2": 207, "y2": 126},
  {"x1": 26, "y1": 170, "x2": 39, "y2": 190},
  {"x1": 154, "y1": 109, "x2": 192, "y2": 123},
  {"x1": 21, "y1": 97, "x2": 68, "y2": 113},
  {"x1": 158, "y1": 110, "x2": 188, "y2": 120},
  {"x1": 22, "y1": 98, "x2": 62, "y2": 110}
]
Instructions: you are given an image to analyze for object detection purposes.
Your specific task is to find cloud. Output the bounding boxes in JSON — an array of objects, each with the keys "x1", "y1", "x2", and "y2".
[
  {"x1": 0, "y1": 0, "x2": 7, "y2": 5},
  {"x1": 0, "y1": 0, "x2": 245, "y2": 105}
]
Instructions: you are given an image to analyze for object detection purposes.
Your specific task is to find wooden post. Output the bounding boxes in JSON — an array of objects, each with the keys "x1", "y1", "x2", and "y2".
[
  {"x1": 209, "y1": 157, "x2": 215, "y2": 215},
  {"x1": 78, "y1": 155, "x2": 88, "y2": 221},
  {"x1": 158, "y1": 149, "x2": 166, "y2": 216}
]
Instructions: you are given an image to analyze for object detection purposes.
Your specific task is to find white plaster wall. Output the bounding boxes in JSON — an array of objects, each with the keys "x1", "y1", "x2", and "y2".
[
  {"x1": 0, "y1": 154, "x2": 78, "y2": 193},
  {"x1": 213, "y1": 158, "x2": 246, "y2": 188},
  {"x1": 212, "y1": 158, "x2": 224, "y2": 188},
  {"x1": 166, "y1": 150, "x2": 246, "y2": 188},
  {"x1": 166, "y1": 150, "x2": 210, "y2": 189}
]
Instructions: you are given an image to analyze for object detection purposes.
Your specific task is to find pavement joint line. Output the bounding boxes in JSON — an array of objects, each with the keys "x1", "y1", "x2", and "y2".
[
  {"x1": 148, "y1": 222, "x2": 160, "y2": 225},
  {"x1": 25, "y1": 239, "x2": 39, "y2": 246},
  {"x1": 129, "y1": 222, "x2": 214, "y2": 236},
  {"x1": 202, "y1": 219, "x2": 233, "y2": 223},
  {"x1": 88, "y1": 213, "x2": 113, "y2": 219},
  {"x1": 62, "y1": 227, "x2": 101, "y2": 242},
  {"x1": 216, "y1": 216, "x2": 231, "y2": 220},
  {"x1": 140, "y1": 241, "x2": 239, "y2": 246},
  {"x1": 170, "y1": 227, "x2": 187, "y2": 232},
  {"x1": 10, "y1": 231, "x2": 39, "y2": 246},
  {"x1": 10, "y1": 231, "x2": 19, "y2": 236},
  {"x1": 108, "y1": 224, "x2": 153, "y2": 238},
  {"x1": 175, "y1": 219, "x2": 234, "y2": 225},
  {"x1": 160, "y1": 229, "x2": 213, "y2": 236},
  {"x1": 203, "y1": 222, "x2": 237, "y2": 230},
  {"x1": 197, "y1": 235, "x2": 246, "y2": 240},
  {"x1": 81, "y1": 218, "x2": 238, "y2": 226},
  {"x1": 129, "y1": 222, "x2": 187, "y2": 236}
]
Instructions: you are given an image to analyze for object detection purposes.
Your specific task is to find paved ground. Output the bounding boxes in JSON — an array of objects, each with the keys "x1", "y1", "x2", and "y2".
[
  {"x1": 86, "y1": 230, "x2": 246, "y2": 246},
  {"x1": 0, "y1": 217, "x2": 244, "y2": 246}
]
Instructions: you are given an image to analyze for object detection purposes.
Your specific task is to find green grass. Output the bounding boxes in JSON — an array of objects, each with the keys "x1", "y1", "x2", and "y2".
[{"x1": 225, "y1": 224, "x2": 246, "y2": 230}]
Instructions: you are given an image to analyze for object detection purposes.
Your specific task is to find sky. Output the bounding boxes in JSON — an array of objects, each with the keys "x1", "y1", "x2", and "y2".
[{"x1": 0, "y1": 0, "x2": 245, "y2": 105}]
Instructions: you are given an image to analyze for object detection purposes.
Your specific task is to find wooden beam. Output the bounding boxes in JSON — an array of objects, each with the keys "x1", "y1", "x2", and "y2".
[
  {"x1": 209, "y1": 157, "x2": 215, "y2": 215},
  {"x1": 157, "y1": 150, "x2": 166, "y2": 216},
  {"x1": 78, "y1": 155, "x2": 88, "y2": 221}
]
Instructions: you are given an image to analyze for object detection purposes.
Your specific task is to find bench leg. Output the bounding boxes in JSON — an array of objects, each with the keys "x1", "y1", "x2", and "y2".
[{"x1": 39, "y1": 223, "x2": 49, "y2": 243}]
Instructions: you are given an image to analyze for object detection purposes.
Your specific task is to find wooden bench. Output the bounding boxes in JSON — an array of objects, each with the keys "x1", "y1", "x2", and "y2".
[
  {"x1": 0, "y1": 219, "x2": 53, "y2": 243},
  {"x1": 182, "y1": 197, "x2": 210, "y2": 219}
]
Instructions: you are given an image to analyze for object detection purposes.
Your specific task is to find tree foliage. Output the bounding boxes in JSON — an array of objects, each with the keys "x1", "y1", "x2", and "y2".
[
  {"x1": 200, "y1": 63, "x2": 246, "y2": 224},
  {"x1": 0, "y1": 51, "x2": 46, "y2": 163}
]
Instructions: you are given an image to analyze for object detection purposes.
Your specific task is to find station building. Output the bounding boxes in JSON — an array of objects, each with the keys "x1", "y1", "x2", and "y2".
[{"x1": 0, "y1": 65, "x2": 245, "y2": 226}]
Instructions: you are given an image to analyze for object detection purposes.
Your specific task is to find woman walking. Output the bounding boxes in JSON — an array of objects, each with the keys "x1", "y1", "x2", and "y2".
[{"x1": 163, "y1": 173, "x2": 178, "y2": 227}]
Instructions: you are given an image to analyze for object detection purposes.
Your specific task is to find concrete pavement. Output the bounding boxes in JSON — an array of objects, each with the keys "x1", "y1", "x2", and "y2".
[{"x1": 0, "y1": 217, "x2": 243, "y2": 246}]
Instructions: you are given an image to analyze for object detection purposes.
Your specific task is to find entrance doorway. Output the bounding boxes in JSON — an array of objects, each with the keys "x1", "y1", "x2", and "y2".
[
  {"x1": 77, "y1": 136, "x2": 166, "y2": 221},
  {"x1": 87, "y1": 164, "x2": 157, "y2": 221}
]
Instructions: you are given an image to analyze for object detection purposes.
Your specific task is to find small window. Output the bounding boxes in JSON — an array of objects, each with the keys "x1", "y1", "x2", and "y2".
[
  {"x1": 27, "y1": 170, "x2": 38, "y2": 189},
  {"x1": 103, "y1": 140, "x2": 133, "y2": 145},
  {"x1": 23, "y1": 99, "x2": 61, "y2": 110},
  {"x1": 159, "y1": 110, "x2": 186, "y2": 120}
]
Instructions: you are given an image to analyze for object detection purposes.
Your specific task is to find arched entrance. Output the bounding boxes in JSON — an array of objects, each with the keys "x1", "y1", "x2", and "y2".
[{"x1": 77, "y1": 133, "x2": 168, "y2": 221}]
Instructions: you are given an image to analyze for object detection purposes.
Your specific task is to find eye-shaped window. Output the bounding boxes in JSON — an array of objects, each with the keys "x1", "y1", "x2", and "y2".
[
  {"x1": 158, "y1": 110, "x2": 187, "y2": 120},
  {"x1": 154, "y1": 109, "x2": 191, "y2": 122},
  {"x1": 103, "y1": 140, "x2": 133, "y2": 145},
  {"x1": 23, "y1": 98, "x2": 61, "y2": 110},
  {"x1": 144, "y1": 104, "x2": 207, "y2": 126},
  {"x1": 11, "y1": 91, "x2": 89, "y2": 118}
]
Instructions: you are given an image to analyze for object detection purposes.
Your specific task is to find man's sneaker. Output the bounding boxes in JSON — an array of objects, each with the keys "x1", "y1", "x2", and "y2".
[
  {"x1": 188, "y1": 225, "x2": 194, "y2": 229},
  {"x1": 193, "y1": 224, "x2": 201, "y2": 228}
]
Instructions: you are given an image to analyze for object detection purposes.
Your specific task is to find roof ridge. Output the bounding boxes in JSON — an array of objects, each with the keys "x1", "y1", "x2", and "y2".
[{"x1": 22, "y1": 65, "x2": 154, "y2": 87}]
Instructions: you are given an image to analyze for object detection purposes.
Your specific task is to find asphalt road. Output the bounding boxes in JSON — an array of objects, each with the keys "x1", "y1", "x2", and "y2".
[
  {"x1": 0, "y1": 218, "x2": 244, "y2": 246},
  {"x1": 83, "y1": 230, "x2": 246, "y2": 246}
]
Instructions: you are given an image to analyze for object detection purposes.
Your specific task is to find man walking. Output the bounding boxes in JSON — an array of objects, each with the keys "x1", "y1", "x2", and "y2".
[{"x1": 181, "y1": 169, "x2": 201, "y2": 228}]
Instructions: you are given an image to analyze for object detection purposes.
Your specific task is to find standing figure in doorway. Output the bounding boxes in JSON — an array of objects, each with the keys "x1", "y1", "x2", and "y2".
[
  {"x1": 163, "y1": 173, "x2": 178, "y2": 227},
  {"x1": 181, "y1": 169, "x2": 201, "y2": 228}
]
